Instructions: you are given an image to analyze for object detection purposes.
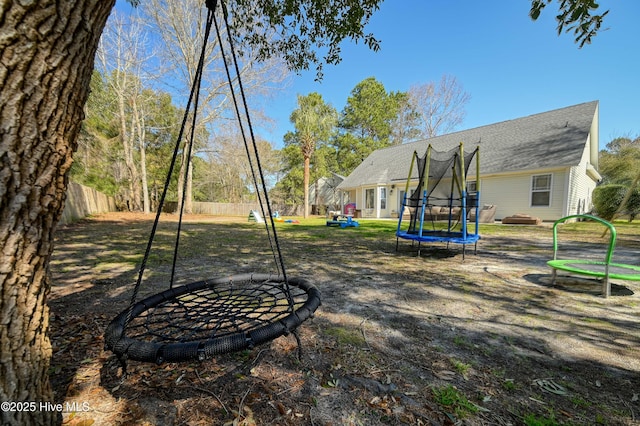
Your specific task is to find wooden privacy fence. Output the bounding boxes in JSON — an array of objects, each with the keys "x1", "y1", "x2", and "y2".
[
  {"x1": 164, "y1": 202, "x2": 302, "y2": 217},
  {"x1": 60, "y1": 181, "x2": 117, "y2": 225},
  {"x1": 60, "y1": 182, "x2": 302, "y2": 224},
  {"x1": 194, "y1": 202, "x2": 260, "y2": 216}
]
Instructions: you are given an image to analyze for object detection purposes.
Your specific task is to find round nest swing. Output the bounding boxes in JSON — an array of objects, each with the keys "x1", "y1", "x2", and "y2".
[
  {"x1": 105, "y1": 274, "x2": 320, "y2": 364},
  {"x1": 104, "y1": 0, "x2": 320, "y2": 366}
]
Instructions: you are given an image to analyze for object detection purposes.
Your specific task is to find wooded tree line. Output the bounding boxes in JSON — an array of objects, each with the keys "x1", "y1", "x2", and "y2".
[
  {"x1": 77, "y1": 8, "x2": 472, "y2": 216},
  {"x1": 77, "y1": 67, "x2": 282, "y2": 211},
  {"x1": 74, "y1": 5, "x2": 285, "y2": 214},
  {"x1": 275, "y1": 76, "x2": 470, "y2": 217}
]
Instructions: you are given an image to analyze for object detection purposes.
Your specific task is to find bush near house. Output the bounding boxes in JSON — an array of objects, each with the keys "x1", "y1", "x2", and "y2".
[{"x1": 593, "y1": 184, "x2": 640, "y2": 221}]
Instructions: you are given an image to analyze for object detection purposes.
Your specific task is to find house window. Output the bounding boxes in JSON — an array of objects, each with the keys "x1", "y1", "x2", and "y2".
[
  {"x1": 365, "y1": 188, "x2": 375, "y2": 209},
  {"x1": 467, "y1": 181, "x2": 477, "y2": 194},
  {"x1": 466, "y1": 180, "x2": 478, "y2": 208},
  {"x1": 380, "y1": 188, "x2": 387, "y2": 209},
  {"x1": 531, "y1": 174, "x2": 552, "y2": 206}
]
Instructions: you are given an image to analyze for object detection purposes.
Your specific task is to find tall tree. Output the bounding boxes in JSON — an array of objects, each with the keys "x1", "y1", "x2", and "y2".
[
  {"x1": 287, "y1": 93, "x2": 337, "y2": 218},
  {"x1": 389, "y1": 94, "x2": 421, "y2": 145},
  {"x1": 73, "y1": 70, "x2": 121, "y2": 197},
  {"x1": 0, "y1": 1, "x2": 611, "y2": 424},
  {"x1": 407, "y1": 75, "x2": 471, "y2": 139},
  {"x1": 599, "y1": 137, "x2": 640, "y2": 186},
  {"x1": 143, "y1": 0, "x2": 289, "y2": 214},
  {"x1": 333, "y1": 77, "x2": 405, "y2": 174},
  {"x1": 77, "y1": 70, "x2": 183, "y2": 212},
  {"x1": 199, "y1": 131, "x2": 280, "y2": 202},
  {"x1": 96, "y1": 10, "x2": 151, "y2": 212},
  {"x1": 0, "y1": 3, "x2": 117, "y2": 424},
  {"x1": 272, "y1": 140, "x2": 306, "y2": 206},
  {"x1": 140, "y1": 91, "x2": 184, "y2": 209}
]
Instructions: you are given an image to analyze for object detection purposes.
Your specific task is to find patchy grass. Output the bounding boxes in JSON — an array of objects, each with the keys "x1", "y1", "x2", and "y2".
[
  {"x1": 47, "y1": 213, "x2": 640, "y2": 425},
  {"x1": 432, "y1": 384, "x2": 479, "y2": 418}
]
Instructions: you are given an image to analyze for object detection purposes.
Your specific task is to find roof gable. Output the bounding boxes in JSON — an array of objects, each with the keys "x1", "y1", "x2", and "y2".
[{"x1": 338, "y1": 101, "x2": 598, "y2": 189}]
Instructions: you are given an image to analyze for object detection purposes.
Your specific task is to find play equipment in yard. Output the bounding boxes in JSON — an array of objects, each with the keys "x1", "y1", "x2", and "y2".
[
  {"x1": 248, "y1": 209, "x2": 264, "y2": 223},
  {"x1": 396, "y1": 142, "x2": 480, "y2": 258},
  {"x1": 326, "y1": 214, "x2": 359, "y2": 228},
  {"x1": 272, "y1": 211, "x2": 299, "y2": 224},
  {"x1": 104, "y1": 0, "x2": 320, "y2": 368},
  {"x1": 548, "y1": 214, "x2": 640, "y2": 298}
]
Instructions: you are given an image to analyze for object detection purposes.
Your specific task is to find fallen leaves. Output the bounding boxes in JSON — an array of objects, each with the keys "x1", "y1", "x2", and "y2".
[
  {"x1": 532, "y1": 378, "x2": 568, "y2": 395},
  {"x1": 433, "y1": 370, "x2": 457, "y2": 381}
]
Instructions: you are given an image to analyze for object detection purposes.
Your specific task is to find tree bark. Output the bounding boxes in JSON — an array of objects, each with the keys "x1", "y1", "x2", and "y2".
[
  {"x1": 117, "y1": 88, "x2": 142, "y2": 211},
  {"x1": 303, "y1": 155, "x2": 310, "y2": 218},
  {"x1": 133, "y1": 98, "x2": 151, "y2": 214},
  {"x1": 0, "y1": 1, "x2": 115, "y2": 424}
]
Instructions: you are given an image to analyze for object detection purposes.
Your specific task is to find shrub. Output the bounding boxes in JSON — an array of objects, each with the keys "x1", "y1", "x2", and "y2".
[{"x1": 592, "y1": 184, "x2": 640, "y2": 221}]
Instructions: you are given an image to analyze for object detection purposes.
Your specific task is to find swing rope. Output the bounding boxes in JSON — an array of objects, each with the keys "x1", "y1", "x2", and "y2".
[
  {"x1": 122, "y1": 4, "x2": 217, "y2": 329},
  {"x1": 104, "y1": 0, "x2": 320, "y2": 366},
  {"x1": 213, "y1": 0, "x2": 289, "y2": 284}
]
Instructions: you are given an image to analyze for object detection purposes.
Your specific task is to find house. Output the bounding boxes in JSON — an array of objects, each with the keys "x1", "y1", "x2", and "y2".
[
  {"x1": 307, "y1": 173, "x2": 347, "y2": 215},
  {"x1": 336, "y1": 101, "x2": 601, "y2": 222}
]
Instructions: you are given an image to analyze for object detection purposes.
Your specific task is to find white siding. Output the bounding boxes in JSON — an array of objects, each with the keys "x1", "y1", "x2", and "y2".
[
  {"x1": 382, "y1": 170, "x2": 567, "y2": 221},
  {"x1": 365, "y1": 166, "x2": 595, "y2": 222},
  {"x1": 566, "y1": 135, "x2": 598, "y2": 215},
  {"x1": 471, "y1": 170, "x2": 567, "y2": 221},
  {"x1": 389, "y1": 185, "x2": 401, "y2": 216}
]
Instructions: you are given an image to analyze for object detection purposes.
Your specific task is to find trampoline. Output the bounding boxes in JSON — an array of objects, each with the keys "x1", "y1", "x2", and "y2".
[
  {"x1": 396, "y1": 142, "x2": 480, "y2": 258},
  {"x1": 104, "y1": 0, "x2": 320, "y2": 368},
  {"x1": 548, "y1": 214, "x2": 640, "y2": 297}
]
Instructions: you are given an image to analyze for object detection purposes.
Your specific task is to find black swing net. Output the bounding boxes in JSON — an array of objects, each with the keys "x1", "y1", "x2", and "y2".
[{"x1": 104, "y1": 0, "x2": 321, "y2": 366}]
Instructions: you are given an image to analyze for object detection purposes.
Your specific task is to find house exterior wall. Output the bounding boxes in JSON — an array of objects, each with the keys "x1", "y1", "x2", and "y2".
[
  {"x1": 308, "y1": 175, "x2": 348, "y2": 213},
  {"x1": 359, "y1": 185, "x2": 392, "y2": 218},
  {"x1": 565, "y1": 135, "x2": 598, "y2": 216},
  {"x1": 355, "y1": 187, "x2": 363, "y2": 215},
  {"x1": 344, "y1": 164, "x2": 597, "y2": 222},
  {"x1": 476, "y1": 170, "x2": 566, "y2": 221},
  {"x1": 365, "y1": 170, "x2": 568, "y2": 221},
  {"x1": 341, "y1": 165, "x2": 597, "y2": 222}
]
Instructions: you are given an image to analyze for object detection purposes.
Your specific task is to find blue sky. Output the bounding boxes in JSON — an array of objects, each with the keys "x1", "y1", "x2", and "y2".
[{"x1": 260, "y1": 1, "x2": 639, "y2": 150}]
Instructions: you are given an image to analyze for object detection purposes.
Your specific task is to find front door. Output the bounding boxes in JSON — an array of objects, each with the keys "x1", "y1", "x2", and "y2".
[{"x1": 365, "y1": 188, "x2": 375, "y2": 217}]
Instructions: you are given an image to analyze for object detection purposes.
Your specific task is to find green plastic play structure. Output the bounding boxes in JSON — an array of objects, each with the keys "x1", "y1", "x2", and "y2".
[{"x1": 548, "y1": 214, "x2": 640, "y2": 297}]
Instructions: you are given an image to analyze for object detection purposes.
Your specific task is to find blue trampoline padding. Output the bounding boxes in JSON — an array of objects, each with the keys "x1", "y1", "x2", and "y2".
[
  {"x1": 547, "y1": 259, "x2": 640, "y2": 281},
  {"x1": 396, "y1": 231, "x2": 480, "y2": 245}
]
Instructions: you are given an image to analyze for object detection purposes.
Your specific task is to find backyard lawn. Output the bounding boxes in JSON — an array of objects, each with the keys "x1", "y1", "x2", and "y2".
[{"x1": 49, "y1": 213, "x2": 640, "y2": 425}]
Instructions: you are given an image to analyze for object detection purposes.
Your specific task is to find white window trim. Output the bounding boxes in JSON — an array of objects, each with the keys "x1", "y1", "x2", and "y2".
[
  {"x1": 530, "y1": 173, "x2": 553, "y2": 207},
  {"x1": 379, "y1": 187, "x2": 387, "y2": 211},
  {"x1": 364, "y1": 187, "x2": 375, "y2": 213}
]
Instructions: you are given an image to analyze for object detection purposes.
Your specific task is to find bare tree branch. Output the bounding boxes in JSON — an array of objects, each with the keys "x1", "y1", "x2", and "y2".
[{"x1": 408, "y1": 75, "x2": 471, "y2": 139}]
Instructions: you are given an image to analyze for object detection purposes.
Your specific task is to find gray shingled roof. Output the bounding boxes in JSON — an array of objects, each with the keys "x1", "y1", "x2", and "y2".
[{"x1": 337, "y1": 101, "x2": 598, "y2": 190}]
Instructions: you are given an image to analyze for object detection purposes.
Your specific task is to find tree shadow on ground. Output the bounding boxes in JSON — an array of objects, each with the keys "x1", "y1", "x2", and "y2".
[
  {"x1": 48, "y1": 215, "x2": 640, "y2": 425},
  {"x1": 524, "y1": 272, "x2": 636, "y2": 297}
]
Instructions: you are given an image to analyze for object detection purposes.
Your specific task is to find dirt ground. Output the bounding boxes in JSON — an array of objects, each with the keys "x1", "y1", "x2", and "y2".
[{"x1": 47, "y1": 212, "x2": 640, "y2": 425}]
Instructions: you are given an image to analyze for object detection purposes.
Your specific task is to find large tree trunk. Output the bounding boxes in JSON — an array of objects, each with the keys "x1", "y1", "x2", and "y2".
[
  {"x1": 0, "y1": 1, "x2": 115, "y2": 425},
  {"x1": 133, "y1": 98, "x2": 151, "y2": 214},
  {"x1": 117, "y1": 88, "x2": 142, "y2": 211},
  {"x1": 303, "y1": 155, "x2": 310, "y2": 218},
  {"x1": 176, "y1": 134, "x2": 194, "y2": 215}
]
